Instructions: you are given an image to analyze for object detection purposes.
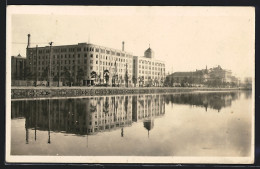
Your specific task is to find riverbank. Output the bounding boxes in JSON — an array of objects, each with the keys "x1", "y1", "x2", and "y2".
[{"x1": 10, "y1": 86, "x2": 247, "y2": 99}]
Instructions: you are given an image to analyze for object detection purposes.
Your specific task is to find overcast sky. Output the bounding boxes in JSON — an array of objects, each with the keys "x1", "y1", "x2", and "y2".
[{"x1": 7, "y1": 6, "x2": 254, "y2": 79}]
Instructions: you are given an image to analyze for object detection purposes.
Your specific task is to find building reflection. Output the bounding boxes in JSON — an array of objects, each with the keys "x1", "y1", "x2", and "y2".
[
  {"x1": 11, "y1": 92, "x2": 243, "y2": 144},
  {"x1": 11, "y1": 94, "x2": 165, "y2": 143},
  {"x1": 164, "y1": 92, "x2": 240, "y2": 112}
]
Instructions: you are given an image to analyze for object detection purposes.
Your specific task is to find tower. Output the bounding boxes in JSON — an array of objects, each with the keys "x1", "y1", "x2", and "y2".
[
  {"x1": 122, "y1": 41, "x2": 125, "y2": 51},
  {"x1": 144, "y1": 44, "x2": 154, "y2": 59},
  {"x1": 27, "y1": 34, "x2": 31, "y2": 48}
]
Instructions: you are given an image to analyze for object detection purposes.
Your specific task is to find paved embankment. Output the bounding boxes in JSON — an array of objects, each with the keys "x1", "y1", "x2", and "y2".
[{"x1": 10, "y1": 86, "x2": 243, "y2": 100}]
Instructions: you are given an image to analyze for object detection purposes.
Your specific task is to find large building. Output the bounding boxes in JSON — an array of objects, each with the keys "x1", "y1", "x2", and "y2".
[
  {"x1": 25, "y1": 34, "x2": 165, "y2": 87},
  {"x1": 11, "y1": 54, "x2": 26, "y2": 80},
  {"x1": 26, "y1": 39, "x2": 133, "y2": 86},
  {"x1": 133, "y1": 46, "x2": 165, "y2": 87}
]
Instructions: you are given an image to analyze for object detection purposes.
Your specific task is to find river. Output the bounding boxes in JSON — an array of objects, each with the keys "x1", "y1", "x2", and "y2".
[{"x1": 11, "y1": 91, "x2": 252, "y2": 157}]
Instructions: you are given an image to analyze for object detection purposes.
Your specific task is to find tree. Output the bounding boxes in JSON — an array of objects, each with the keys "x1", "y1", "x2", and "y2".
[
  {"x1": 24, "y1": 67, "x2": 33, "y2": 81},
  {"x1": 104, "y1": 70, "x2": 109, "y2": 86},
  {"x1": 76, "y1": 68, "x2": 85, "y2": 86},
  {"x1": 64, "y1": 67, "x2": 73, "y2": 86},
  {"x1": 164, "y1": 76, "x2": 170, "y2": 87},
  {"x1": 132, "y1": 75, "x2": 137, "y2": 87},
  {"x1": 41, "y1": 67, "x2": 49, "y2": 81},
  {"x1": 124, "y1": 71, "x2": 129, "y2": 87},
  {"x1": 138, "y1": 76, "x2": 144, "y2": 87},
  {"x1": 53, "y1": 75, "x2": 59, "y2": 82}
]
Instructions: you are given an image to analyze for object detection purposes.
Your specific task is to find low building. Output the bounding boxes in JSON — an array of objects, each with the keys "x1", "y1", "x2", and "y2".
[{"x1": 166, "y1": 65, "x2": 239, "y2": 87}]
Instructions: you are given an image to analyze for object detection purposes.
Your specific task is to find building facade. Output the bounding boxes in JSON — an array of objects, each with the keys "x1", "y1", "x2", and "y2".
[
  {"x1": 26, "y1": 42, "x2": 133, "y2": 86},
  {"x1": 133, "y1": 46, "x2": 165, "y2": 87},
  {"x1": 11, "y1": 54, "x2": 26, "y2": 80}
]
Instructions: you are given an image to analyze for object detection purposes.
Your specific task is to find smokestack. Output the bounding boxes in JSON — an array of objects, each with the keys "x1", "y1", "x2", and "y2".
[
  {"x1": 27, "y1": 34, "x2": 31, "y2": 48},
  {"x1": 122, "y1": 41, "x2": 125, "y2": 51}
]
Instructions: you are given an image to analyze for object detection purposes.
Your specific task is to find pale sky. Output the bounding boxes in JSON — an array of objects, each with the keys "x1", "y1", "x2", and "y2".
[{"x1": 7, "y1": 6, "x2": 255, "y2": 79}]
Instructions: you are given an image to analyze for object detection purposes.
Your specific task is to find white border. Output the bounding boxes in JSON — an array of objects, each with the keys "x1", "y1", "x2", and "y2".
[{"x1": 6, "y1": 5, "x2": 255, "y2": 164}]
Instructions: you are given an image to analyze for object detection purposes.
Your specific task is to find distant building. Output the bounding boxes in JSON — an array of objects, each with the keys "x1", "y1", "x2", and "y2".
[
  {"x1": 133, "y1": 45, "x2": 165, "y2": 87},
  {"x1": 11, "y1": 54, "x2": 26, "y2": 80},
  {"x1": 207, "y1": 65, "x2": 232, "y2": 83},
  {"x1": 242, "y1": 77, "x2": 252, "y2": 89},
  {"x1": 166, "y1": 65, "x2": 239, "y2": 87}
]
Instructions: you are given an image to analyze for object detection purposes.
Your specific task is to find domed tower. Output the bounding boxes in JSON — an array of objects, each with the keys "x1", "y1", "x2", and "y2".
[
  {"x1": 144, "y1": 44, "x2": 154, "y2": 59},
  {"x1": 143, "y1": 119, "x2": 154, "y2": 138}
]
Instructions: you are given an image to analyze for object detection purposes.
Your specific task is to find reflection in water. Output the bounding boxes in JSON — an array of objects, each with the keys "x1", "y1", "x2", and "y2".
[
  {"x1": 12, "y1": 94, "x2": 165, "y2": 143},
  {"x1": 11, "y1": 92, "x2": 244, "y2": 144},
  {"x1": 164, "y1": 92, "x2": 241, "y2": 112},
  {"x1": 11, "y1": 91, "x2": 252, "y2": 156}
]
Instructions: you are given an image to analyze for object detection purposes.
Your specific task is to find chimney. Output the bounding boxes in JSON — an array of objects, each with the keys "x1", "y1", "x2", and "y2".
[
  {"x1": 122, "y1": 41, "x2": 125, "y2": 51},
  {"x1": 27, "y1": 34, "x2": 31, "y2": 48}
]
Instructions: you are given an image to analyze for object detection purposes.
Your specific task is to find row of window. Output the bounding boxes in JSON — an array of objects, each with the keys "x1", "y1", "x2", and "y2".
[
  {"x1": 138, "y1": 70, "x2": 163, "y2": 75},
  {"x1": 138, "y1": 60, "x2": 165, "y2": 67},
  {"x1": 138, "y1": 65, "x2": 165, "y2": 71},
  {"x1": 31, "y1": 60, "x2": 134, "y2": 68},
  {"x1": 28, "y1": 54, "x2": 132, "y2": 63},
  {"x1": 32, "y1": 47, "x2": 132, "y2": 57}
]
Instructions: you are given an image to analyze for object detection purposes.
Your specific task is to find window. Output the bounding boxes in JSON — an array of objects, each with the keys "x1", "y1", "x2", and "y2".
[
  {"x1": 96, "y1": 61, "x2": 98, "y2": 64},
  {"x1": 78, "y1": 54, "x2": 80, "y2": 58},
  {"x1": 90, "y1": 54, "x2": 93, "y2": 58},
  {"x1": 84, "y1": 54, "x2": 87, "y2": 58},
  {"x1": 96, "y1": 55, "x2": 98, "y2": 58}
]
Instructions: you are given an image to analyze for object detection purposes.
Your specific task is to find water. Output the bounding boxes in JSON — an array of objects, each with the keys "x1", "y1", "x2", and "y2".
[{"x1": 11, "y1": 91, "x2": 252, "y2": 157}]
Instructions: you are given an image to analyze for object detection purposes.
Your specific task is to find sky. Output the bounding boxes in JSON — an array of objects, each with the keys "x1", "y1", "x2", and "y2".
[{"x1": 7, "y1": 6, "x2": 255, "y2": 79}]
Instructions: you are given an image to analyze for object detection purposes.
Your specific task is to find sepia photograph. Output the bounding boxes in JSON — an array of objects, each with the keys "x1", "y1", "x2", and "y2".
[{"x1": 6, "y1": 6, "x2": 255, "y2": 164}]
